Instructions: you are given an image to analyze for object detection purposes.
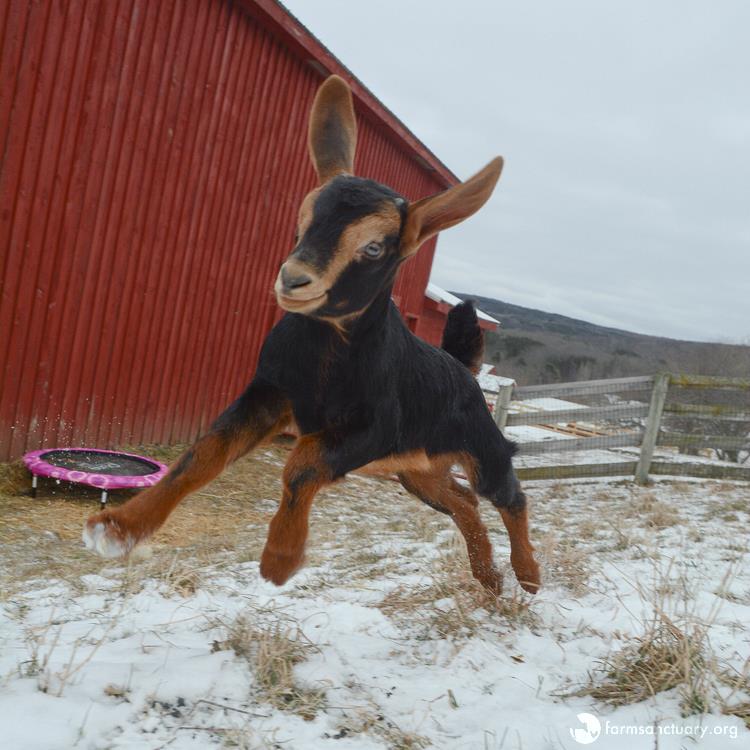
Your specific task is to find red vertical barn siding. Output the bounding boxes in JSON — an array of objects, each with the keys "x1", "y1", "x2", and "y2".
[
  {"x1": 0, "y1": 0, "x2": 455, "y2": 461},
  {"x1": 415, "y1": 306, "x2": 449, "y2": 348}
]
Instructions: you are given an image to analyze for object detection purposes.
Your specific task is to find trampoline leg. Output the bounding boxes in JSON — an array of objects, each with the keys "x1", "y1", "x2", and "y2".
[
  {"x1": 100, "y1": 490, "x2": 108, "y2": 510},
  {"x1": 32, "y1": 475, "x2": 38, "y2": 498}
]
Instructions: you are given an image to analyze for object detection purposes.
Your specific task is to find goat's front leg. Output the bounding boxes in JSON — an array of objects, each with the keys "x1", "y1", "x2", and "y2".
[
  {"x1": 259, "y1": 434, "x2": 333, "y2": 585},
  {"x1": 83, "y1": 379, "x2": 290, "y2": 557},
  {"x1": 260, "y1": 426, "x2": 393, "y2": 585}
]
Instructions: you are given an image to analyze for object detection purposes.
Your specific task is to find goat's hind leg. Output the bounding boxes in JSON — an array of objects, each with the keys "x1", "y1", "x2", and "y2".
[
  {"x1": 399, "y1": 467, "x2": 504, "y2": 595},
  {"x1": 499, "y1": 500, "x2": 540, "y2": 594},
  {"x1": 479, "y1": 462, "x2": 541, "y2": 594},
  {"x1": 83, "y1": 380, "x2": 290, "y2": 558}
]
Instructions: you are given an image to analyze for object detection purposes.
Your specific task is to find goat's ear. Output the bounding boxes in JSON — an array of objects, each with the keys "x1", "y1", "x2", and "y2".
[
  {"x1": 401, "y1": 157, "x2": 503, "y2": 257},
  {"x1": 308, "y1": 75, "x2": 357, "y2": 184}
]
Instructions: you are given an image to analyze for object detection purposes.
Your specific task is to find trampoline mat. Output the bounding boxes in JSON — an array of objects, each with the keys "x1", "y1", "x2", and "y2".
[{"x1": 39, "y1": 449, "x2": 161, "y2": 476}]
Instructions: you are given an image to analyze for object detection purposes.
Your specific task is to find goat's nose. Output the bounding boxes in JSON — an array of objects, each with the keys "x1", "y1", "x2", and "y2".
[{"x1": 280, "y1": 266, "x2": 313, "y2": 291}]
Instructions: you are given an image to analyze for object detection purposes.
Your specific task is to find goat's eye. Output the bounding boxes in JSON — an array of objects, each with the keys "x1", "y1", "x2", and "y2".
[{"x1": 363, "y1": 241, "x2": 383, "y2": 259}]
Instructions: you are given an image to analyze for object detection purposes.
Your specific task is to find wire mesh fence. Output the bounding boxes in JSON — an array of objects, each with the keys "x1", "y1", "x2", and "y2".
[
  {"x1": 480, "y1": 372, "x2": 750, "y2": 482},
  {"x1": 655, "y1": 374, "x2": 750, "y2": 480}
]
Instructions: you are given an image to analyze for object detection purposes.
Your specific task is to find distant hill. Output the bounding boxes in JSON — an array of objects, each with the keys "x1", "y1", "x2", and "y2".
[{"x1": 453, "y1": 293, "x2": 750, "y2": 386}]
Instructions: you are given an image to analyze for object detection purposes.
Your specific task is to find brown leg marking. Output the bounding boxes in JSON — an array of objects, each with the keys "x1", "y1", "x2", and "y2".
[
  {"x1": 399, "y1": 467, "x2": 504, "y2": 595},
  {"x1": 499, "y1": 504, "x2": 541, "y2": 594},
  {"x1": 260, "y1": 434, "x2": 332, "y2": 586},
  {"x1": 84, "y1": 387, "x2": 291, "y2": 557},
  {"x1": 458, "y1": 454, "x2": 541, "y2": 595}
]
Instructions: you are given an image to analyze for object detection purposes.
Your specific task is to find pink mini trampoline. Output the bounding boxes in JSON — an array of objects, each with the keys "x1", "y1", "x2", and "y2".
[{"x1": 24, "y1": 448, "x2": 168, "y2": 508}]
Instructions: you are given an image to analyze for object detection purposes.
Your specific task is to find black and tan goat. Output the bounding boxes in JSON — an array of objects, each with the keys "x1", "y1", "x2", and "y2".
[{"x1": 83, "y1": 76, "x2": 541, "y2": 595}]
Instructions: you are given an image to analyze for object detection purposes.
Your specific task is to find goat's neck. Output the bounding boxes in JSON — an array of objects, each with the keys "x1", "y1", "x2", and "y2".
[
  {"x1": 305, "y1": 286, "x2": 395, "y2": 358},
  {"x1": 338, "y1": 287, "x2": 394, "y2": 346}
]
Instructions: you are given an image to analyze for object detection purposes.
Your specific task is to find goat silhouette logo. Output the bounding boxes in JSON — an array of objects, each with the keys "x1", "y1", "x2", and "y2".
[{"x1": 569, "y1": 713, "x2": 601, "y2": 744}]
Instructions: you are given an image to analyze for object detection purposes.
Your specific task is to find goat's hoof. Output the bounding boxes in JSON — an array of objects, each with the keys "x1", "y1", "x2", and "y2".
[
  {"x1": 83, "y1": 511, "x2": 136, "y2": 558},
  {"x1": 259, "y1": 547, "x2": 303, "y2": 586},
  {"x1": 512, "y1": 555, "x2": 541, "y2": 594}
]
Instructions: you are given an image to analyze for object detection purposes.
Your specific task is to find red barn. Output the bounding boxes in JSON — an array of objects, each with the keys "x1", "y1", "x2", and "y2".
[{"x1": 0, "y1": 0, "x2": 487, "y2": 460}]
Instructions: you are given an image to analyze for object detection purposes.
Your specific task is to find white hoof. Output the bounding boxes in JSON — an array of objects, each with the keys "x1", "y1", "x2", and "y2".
[{"x1": 82, "y1": 522, "x2": 132, "y2": 558}]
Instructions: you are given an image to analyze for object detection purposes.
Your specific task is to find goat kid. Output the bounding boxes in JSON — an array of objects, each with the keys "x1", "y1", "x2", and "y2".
[{"x1": 84, "y1": 75, "x2": 540, "y2": 596}]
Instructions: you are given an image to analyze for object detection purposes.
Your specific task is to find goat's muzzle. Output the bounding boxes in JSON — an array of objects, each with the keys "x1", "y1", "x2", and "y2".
[{"x1": 275, "y1": 260, "x2": 328, "y2": 313}]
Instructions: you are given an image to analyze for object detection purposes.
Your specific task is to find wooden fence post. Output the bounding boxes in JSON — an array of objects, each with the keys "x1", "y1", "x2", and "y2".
[
  {"x1": 635, "y1": 372, "x2": 670, "y2": 485},
  {"x1": 493, "y1": 383, "x2": 514, "y2": 431}
]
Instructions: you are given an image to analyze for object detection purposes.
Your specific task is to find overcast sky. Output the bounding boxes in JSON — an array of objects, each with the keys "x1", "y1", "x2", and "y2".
[{"x1": 283, "y1": 0, "x2": 749, "y2": 343}]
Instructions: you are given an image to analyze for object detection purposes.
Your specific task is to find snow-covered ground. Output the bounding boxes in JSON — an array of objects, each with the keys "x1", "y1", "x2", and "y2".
[{"x1": 1, "y1": 445, "x2": 748, "y2": 749}]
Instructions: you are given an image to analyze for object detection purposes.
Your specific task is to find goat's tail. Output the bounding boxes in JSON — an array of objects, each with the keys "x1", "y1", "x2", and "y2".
[{"x1": 441, "y1": 300, "x2": 484, "y2": 376}]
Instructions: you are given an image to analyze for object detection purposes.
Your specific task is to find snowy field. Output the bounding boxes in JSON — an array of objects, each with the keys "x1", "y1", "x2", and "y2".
[{"x1": 1, "y1": 442, "x2": 749, "y2": 749}]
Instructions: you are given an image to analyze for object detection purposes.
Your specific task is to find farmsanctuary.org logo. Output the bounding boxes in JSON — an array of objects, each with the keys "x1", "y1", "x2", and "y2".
[{"x1": 570, "y1": 713, "x2": 602, "y2": 744}]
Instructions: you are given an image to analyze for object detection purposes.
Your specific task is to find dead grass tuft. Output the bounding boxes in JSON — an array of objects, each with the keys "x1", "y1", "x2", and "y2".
[
  {"x1": 628, "y1": 491, "x2": 681, "y2": 529},
  {"x1": 580, "y1": 613, "x2": 711, "y2": 715},
  {"x1": 724, "y1": 701, "x2": 750, "y2": 728},
  {"x1": 607, "y1": 521, "x2": 647, "y2": 554},
  {"x1": 718, "y1": 662, "x2": 750, "y2": 727},
  {"x1": 213, "y1": 611, "x2": 326, "y2": 720},
  {"x1": 332, "y1": 707, "x2": 429, "y2": 749},
  {"x1": 221, "y1": 726, "x2": 280, "y2": 749},
  {"x1": 0, "y1": 460, "x2": 29, "y2": 495},
  {"x1": 720, "y1": 497, "x2": 748, "y2": 514},
  {"x1": 575, "y1": 562, "x2": 750, "y2": 719},
  {"x1": 548, "y1": 481, "x2": 571, "y2": 499},
  {"x1": 536, "y1": 532, "x2": 590, "y2": 594},
  {"x1": 592, "y1": 488, "x2": 614, "y2": 502},
  {"x1": 16, "y1": 605, "x2": 124, "y2": 696},
  {"x1": 379, "y1": 534, "x2": 537, "y2": 639}
]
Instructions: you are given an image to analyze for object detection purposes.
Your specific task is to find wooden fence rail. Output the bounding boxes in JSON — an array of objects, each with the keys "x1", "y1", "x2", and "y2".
[
  {"x1": 517, "y1": 432, "x2": 644, "y2": 456},
  {"x1": 483, "y1": 371, "x2": 750, "y2": 483},
  {"x1": 506, "y1": 403, "x2": 649, "y2": 427},
  {"x1": 513, "y1": 375, "x2": 654, "y2": 399}
]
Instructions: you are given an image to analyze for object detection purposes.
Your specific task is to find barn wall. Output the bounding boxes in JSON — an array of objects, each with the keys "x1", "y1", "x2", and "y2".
[
  {"x1": 415, "y1": 306, "x2": 447, "y2": 348},
  {"x1": 0, "y1": 0, "x2": 452, "y2": 460}
]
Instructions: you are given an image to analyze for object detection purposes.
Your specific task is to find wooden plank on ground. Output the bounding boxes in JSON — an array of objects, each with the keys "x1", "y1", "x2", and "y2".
[
  {"x1": 517, "y1": 432, "x2": 643, "y2": 455},
  {"x1": 542, "y1": 424, "x2": 605, "y2": 438},
  {"x1": 517, "y1": 462, "x2": 638, "y2": 481}
]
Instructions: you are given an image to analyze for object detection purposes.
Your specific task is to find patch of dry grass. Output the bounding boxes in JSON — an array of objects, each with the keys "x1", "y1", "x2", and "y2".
[
  {"x1": 213, "y1": 610, "x2": 326, "y2": 720},
  {"x1": 535, "y1": 531, "x2": 591, "y2": 594},
  {"x1": 607, "y1": 521, "x2": 647, "y2": 554},
  {"x1": 720, "y1": 496, "x2": 749, "y2": 513},
  {"x1": 580, "y1": 613, "x2": 711, "y2": 714},
  {"x1": 13, "y1": 603, "x2": 126, "y2": 696},
  {"x1": 0, "y1": 442, "x2": 291, "y2": 598},
  {"x1": 379, "y1": 534, "x2": 538, "y2": 640},
  {"x1": 331, "y1": 707, "x2": 430, "y2": 749},
  {"x1": 575, "y1": 562, "x2": 750, "y2": 719},
  {"x1": 718, "y1": 662, "x2": 750, "y2": 728},
  {"x1": 628, "y1": 491, "x2": 681, "y2": 529},
  {"x1": 220, "y1": 726, "x2": 280, "y2": 749}
]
